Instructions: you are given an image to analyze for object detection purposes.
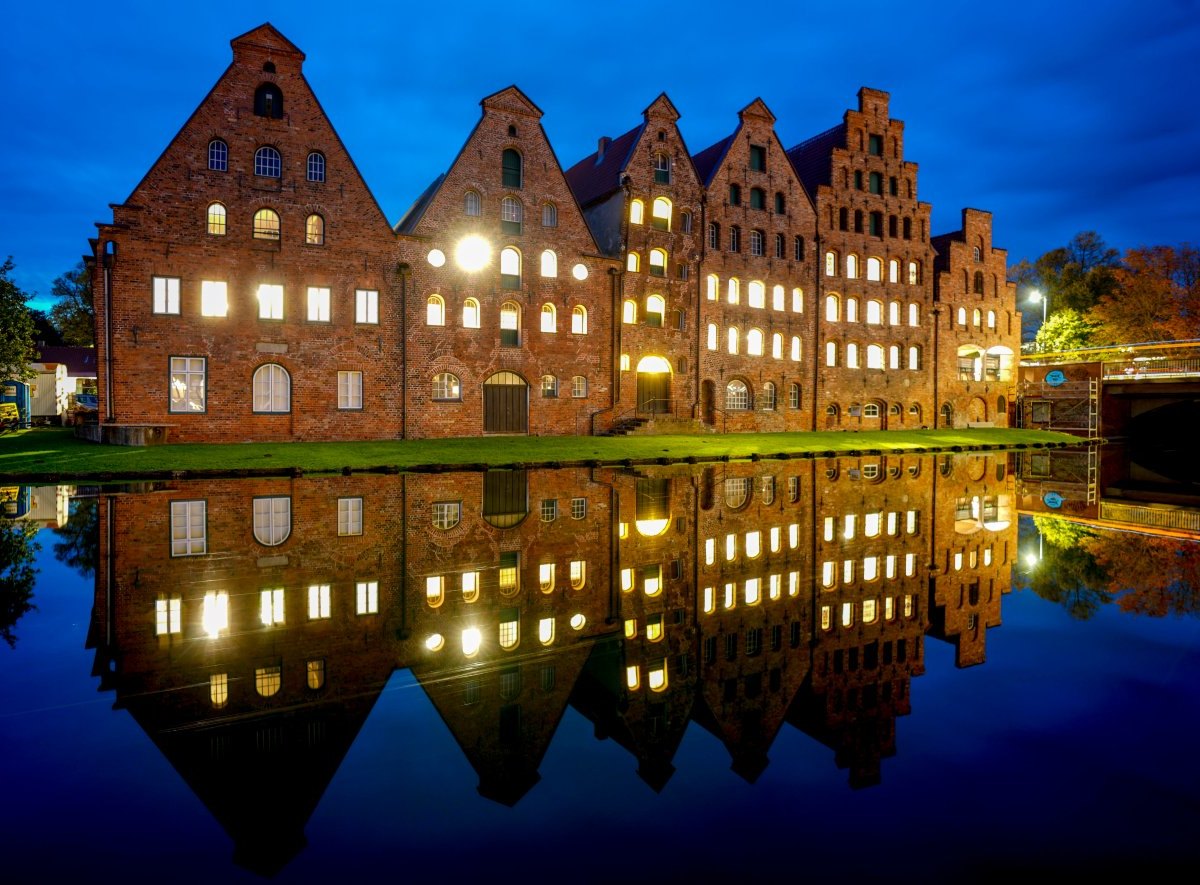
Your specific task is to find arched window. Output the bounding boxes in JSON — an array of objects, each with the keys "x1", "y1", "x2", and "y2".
[
  {"x1": 761, "y1": 382, "x2": 777, "y2": 410},
  {"x1": 846, "y1": 254, "x2": 859, "y2": 278},
  {"x1": 789, "y1": 383, "x2": 800, "y2": 409},
  {"x1": 573, "y1": 376, "x2": 588, "y2": 398},
  {"x1": 254, "y1": 146, "x2": 281, "y2": 178},
  {"x1": 748, "y1": 281, "x2": 765, "y2": 309},
  {"x1": 627, "y1": 252, "x2": 641, "y2": 272},
  {"x1": 846, "y1": 297, "x2": 859, "y2": 323},
  {"x1": 973, "y1": 308, "x2": 982, "y2": 327},
  {"x1": 654, "y1": 152, "x2": 671, "y2": 183},
  {"x1": 825, "y1": 251, "x2": 838, "y2": 276},
  {"x1": 645, "y1": 294, "x2": 665, "y2": 327},
  {"x1": 502, "y1": 148, "x2": 522, "y2": 187},
  {"x1": 681, "y1": 210, "x2": 692, "y2": 233},
  {"x1": 867, "y1": 257, "x2": 882, "y2": 281},
  {"x1": 867, "y1": 344, "x2": 884, "y2": 369},
  {"x1": 649, "y1": 248, "x2": 667, "y2": 277},
  {"x1": 253, "y1": 364, "x2": 290, "y2": 413},
  {"x1": 825, "y1": 294, "x2": 840, "y2": 322},
  {"x1": 889, "y1": 345, "x2": 900, "y2": 369},
  {"x1": 426, "y1": 294, "x2": 445, "y2": 326},
  {"x1": 750, "y1": 187, "x2": 765, "y2": 209},
  {"x1": 708, "y1": 222, "x2": 721, "y2": 250},
  {"x1": 908, "y1": 345, "x2": 923, "y2": 370},
  {"x1": 501, "y1": 196, "x2": 523, "y2": 234},
  {"x1": 540, "y1": 249, "x2": 557, "y2": 278},
  {"x1": 254, "y1": 83, "x2": 283, "y2": 118},
  {"x1": 500, "y1": 247, "x2": 521, "y2": 289},
  {"x1": 772, "y1": 333, "x2": 783, "y2": 359},
  {"x1": 208, "y1": 139, "x2": 228, "y2": 172},
  {"x1": 253, "y1": 497, "x2": 291, "y2": 546},
  {"x1": 866, "y1": 300, "x2": 882, "y2": 324},
  {"x1": 987, "y1": 310, "x2": 996, "y2": 329},
  {"x1": 651, "y1": 197, "x2": 672, "y2": 231},
  {"x1": 864, "y1": 403, "x2": 880, "y2": 418},
  {"x1": 826, "y1": 341, "x2": 838, "y2": 367},
  {"x1": 305, "y1": 214, "x2": 324, "y2": 245},
  {"x1": 775, "y1": 191, "x2": 786, "y2": 214},
  {"x1": 729, "y1": 225, "x2": 741, "y2": 252},
  {"x1": 957, "y1": 307, "x2": 967, "y2": 326},
  {"x1": 500, "y1": 301, "x2": 521, "y2": 346},
  {"x1": 846, "y1": 342, "x2": 860, "y2": 368},
  {"x1": 747, "y1": 328, "x2": 764, "y2": 356},
  {"x1": 707, "y1": 323, "x2": 718, "y2": 350},
  {"x1": 793, "y1": 288, "x2": 803, "y2": 313},
  {"x1": 889, "y1": 301, "x2": 901, "y2": 325},
  {"x1": 791, "y1": 336, "x2": 801, "y2": 361},
  {"x1": 541, "y1": 202, "x2": 558, "y2": 227},
  {"x1": 463, "y1": 298, "x2": 480, "y2": 328},
  {"x1": 940, "y1": 402, "x2": 953, "y2": 425},
  {"x1": 749, "y1": 229, "x2": 764, "y2": 256},
  {"x1": 622, "y1": 299, "x2": 637, "y2": 324},
  {"x1": 909, "y1": 303, "x2": 920, "y2": 326},
  {"x1": 775, "y1": 232, "x2": 786, "y2": 258},
  {"x1": 772, "y1": 285, "x2": 785, "y2": 311},
  {"x1": 464, "y1": 190, "x2": 482, "y2": 216},
  {"x1": 706, "y1": 274, "x2": 718, "y2": 301},
  {"x1": 541, "y1": 374, "x2": 558, "y2": 398},
  {"x1": 729, "y1": 183, "x2": 741, "y2": 205},
  {"x1": 207, "y1": 202, "x2": 226, "y2": 236},
  {"x1": 630, "y1": 199, "x2": 645, "y2": 224},
  {"x1": 727, "y1": 326, "x2": 740, "y2": 355},
  {"x1": 307, "y1": 152, "x2": 325, "y2": 182},
  {"x1": 540, "y1": 303, "x2": 556, "y2": 333},
  {"x1": 432, "y1": 373, "x2": 460, "y2": 401},
  {"x1": 571, "y1": 305, "x2": 587, "y2": 334},
  {"x1": 908, "y1": 261, "x2": 920, "y2": 285},
  {"x1": 727, "y1": 278, "x2": 740, "y2": 304},
  {"x1": 726, "y1": 380, "x2": 750, "y2": 410},
  {"x1": 253, "y1": 208, "x2": 280, "y2": 240},
  {"x1": 973, "y1": 270, "x2": 985, "y2": 294},
  {"x1": 889, "y1": 259, "x2": 900, "y2": 283}
]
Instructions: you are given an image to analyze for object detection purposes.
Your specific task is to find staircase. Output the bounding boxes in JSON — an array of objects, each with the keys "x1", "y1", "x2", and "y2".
[{"x1": 600, "y1": 416, "x2": 649, "y2": 436}]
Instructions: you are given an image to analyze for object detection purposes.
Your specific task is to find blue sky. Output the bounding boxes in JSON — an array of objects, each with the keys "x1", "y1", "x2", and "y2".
[{"x1": 3, "y1": 0, "x2": 1199, "y2": 312}]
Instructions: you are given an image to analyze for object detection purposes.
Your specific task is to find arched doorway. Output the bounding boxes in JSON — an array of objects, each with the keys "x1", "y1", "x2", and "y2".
[
  {"x1": 967, "y1": 397, "x2": 987, "y2": 424},
  {"x1": 636, "y1": 355, "x2": 672, "y2": 414},
  {"x1": 484, "y1": 371, "x2": 528, "y2": 433},
  {"x1": 939, "y1": 402, "x2": 953, "y2": 427},
  {"x1": 701, "y1": 380, "x2": 716, "y2": 426}
]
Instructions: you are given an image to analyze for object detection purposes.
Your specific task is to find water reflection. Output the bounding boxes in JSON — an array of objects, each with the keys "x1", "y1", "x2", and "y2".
[{"x1": 10, "y1": 446, "x2": 1194, "y2": 874}]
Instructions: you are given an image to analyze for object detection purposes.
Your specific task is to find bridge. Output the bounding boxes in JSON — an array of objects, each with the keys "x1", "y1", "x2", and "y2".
[{"x1": 1017, "y1": 339, "x2": 1200, "y2": 438}]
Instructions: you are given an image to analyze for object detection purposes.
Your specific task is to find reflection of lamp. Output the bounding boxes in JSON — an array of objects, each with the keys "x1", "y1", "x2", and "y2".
[{"x1": 1024, "y1": 532, "x2": 1044, "y2": 570}]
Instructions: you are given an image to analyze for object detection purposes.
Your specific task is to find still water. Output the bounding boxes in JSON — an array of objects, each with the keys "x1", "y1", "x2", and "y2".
[{"x1": 1, "y1": 449, "x2": 1197, "y2": 882}]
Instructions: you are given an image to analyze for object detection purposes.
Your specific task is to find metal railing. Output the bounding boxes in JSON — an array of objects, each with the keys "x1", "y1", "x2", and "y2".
[{"x1": 1102, "y1": 358, "x2": 1200, "y2": 380}]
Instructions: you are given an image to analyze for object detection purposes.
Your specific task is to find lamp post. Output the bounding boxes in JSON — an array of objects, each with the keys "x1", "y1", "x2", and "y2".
[{"x1": 1029, "y1": 289, "x2": 1047, "y2": 349}]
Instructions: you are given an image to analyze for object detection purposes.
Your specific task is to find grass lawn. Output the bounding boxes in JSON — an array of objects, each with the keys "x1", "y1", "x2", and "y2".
[{"x1": 0, "y1": 426, "x2": 1090, "y2": 481}]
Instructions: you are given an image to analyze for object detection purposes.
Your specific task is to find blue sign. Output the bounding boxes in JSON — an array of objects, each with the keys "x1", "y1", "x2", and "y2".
[
  {"x1": 1043, "y1": 492, "x2": 1064, "y2": 509},
  {"x1": 1045, "y1": 370, "x2": 1066, "y2": 387}
]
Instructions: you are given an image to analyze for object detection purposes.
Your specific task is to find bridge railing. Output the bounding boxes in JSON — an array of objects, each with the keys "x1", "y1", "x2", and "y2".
[{"x1": 1102, "y1": 358, "x2": 1200, "y2": 380}]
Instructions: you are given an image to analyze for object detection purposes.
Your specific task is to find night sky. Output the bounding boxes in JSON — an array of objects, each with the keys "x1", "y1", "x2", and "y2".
[{"x1": 4, "y1": 0, "x2": 1199, "y2": 312}]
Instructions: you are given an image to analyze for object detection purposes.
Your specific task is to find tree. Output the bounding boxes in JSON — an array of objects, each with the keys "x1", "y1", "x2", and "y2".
[
  {"x1": 1012, "y1": 231, "x2": 1121, "y2": 315},
  {"x1": 1088, "y1": 245, "x2": 1200, "y2": 345},
  {"x1": 1034, "y1": 306, "x2": 1097, "y2": 353},
  {"x1": 48, "y1": 261, "x2": 95, "y2": 347},
  {"x1": 52, "y1": 497, "x2": 98, "y2": 579},
  {"x1": 0, "y1": 518, "x2": 38, "y2": 648},
  {"x1": 0, "y1": 257, "x2": 36, "y2": 382},
  {"x1": 1083, "y1": 531, "x2": 1200, "y2": 618}
]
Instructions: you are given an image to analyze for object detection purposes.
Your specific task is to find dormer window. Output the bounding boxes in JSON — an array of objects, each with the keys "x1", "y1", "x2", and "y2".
[{"x1": 254, "y1": 83, "x2": 283, "y2": 119}]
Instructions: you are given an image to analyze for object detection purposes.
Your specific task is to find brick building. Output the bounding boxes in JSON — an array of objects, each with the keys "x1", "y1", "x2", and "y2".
[{"x1": 88, "y1": 24, "x2": 1019, "y2": 442}]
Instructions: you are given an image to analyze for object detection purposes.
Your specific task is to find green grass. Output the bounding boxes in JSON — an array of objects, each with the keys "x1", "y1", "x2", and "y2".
[{"x1": 0, "y1": 426, "x2": 1089, "y2": 481}]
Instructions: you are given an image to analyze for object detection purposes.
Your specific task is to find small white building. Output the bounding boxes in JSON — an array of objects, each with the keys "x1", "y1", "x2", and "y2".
[{"x1": 29, "y1": 362, "x2": 70, "y2": 421}]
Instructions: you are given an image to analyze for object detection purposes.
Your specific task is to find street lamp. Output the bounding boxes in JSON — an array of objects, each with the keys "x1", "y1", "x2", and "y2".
[{"x1": 1029, "y1": 289, "x2": 1047, "y2": 351}]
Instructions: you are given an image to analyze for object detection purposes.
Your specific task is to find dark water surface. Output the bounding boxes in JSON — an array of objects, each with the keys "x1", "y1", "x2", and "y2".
[{"x1": 1, "y1": 448, "x2": 1197, "y2": 883}]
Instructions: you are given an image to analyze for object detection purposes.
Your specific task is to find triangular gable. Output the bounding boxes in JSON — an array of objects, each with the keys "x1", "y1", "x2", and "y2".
[
  {"x1": 739, "y1": 97, "x2": 776, "y2": 125},
  {"x1": 642, "y1": 92, "x2": 680, "y2": 123},
  {"x1": 229, "y1": 22, "x2": 305, "y2": 59},
  {"x1": 481, "y1": 85, "x2": 544, "y2": 119}
]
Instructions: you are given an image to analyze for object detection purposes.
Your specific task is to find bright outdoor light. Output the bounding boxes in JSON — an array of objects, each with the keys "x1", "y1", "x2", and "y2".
[
  {"x1": 461, "y1": 627, "x2": 482, "y2": 656},
  {"x1": 1025, "y1": 552, "x2": 1040, "y2": 569},
  {"x1": 572, "y1": 263, "x2": 588, "y2": 280},
  {"x1": 455, "y1": 235, "x2": 490, "y2": 271},
  {"x1": 427, "y1": 248, "x2": 446, "y2": 267},
  {"x1": 425, "y1": 633, "x2": 445, "y2": 651}
]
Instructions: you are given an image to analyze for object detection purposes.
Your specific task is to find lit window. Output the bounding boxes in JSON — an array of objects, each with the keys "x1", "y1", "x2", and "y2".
[
  {"x1": 825, "y1": 251, "x2": 837, "y2": 276},
  {"x1": 462, "y1": 628, "x2": 482, "y2": 656},
  {"x1": 500, "y1": 247, "x2": 521, "y2": 289},
  {"x1": 207, "y1": 202, "x2": 226, "y2": 235},
  {"x1": 432, "y1": 501, "x2": 461, "y2": 529},
  {"x1": 499, "y1": 611, "x2": 520, "y2": 649},
  {"x1": 307, "y1": 659, "x2": 326, "y2": 689},
  {"x1": 626, "y1": 665, "x2": 640, "y2": 690},
  {"x1": 252, "y1": 364, "x2": 290, "y2": 412},
  {"x1": 540, "y1": 250, "x2": 557, "y2": 278},
  {"x1": 305, "y1": 214, "x2": 324, "y2": 245},
  {"x1": 772, "y1": 332, "x2": 783, "y2": 359},
  {"x1": 791, "y1": 336, "x2": 801, "y2": 362},
  {"x1": 627, "y1": 252, "x2": 641, "y2": 273},
  {"x1": 432, "y1": 373, "x2": 460, "y2": 401},
  {"x1": 170, "y1": 500, "x2": 206, "y2": 555},
  {"x1": 253, "y1": 208, "x2": 281, "y2": 240},
  {"x1": 821, "y1": 561, "x2": 835, "y2": 587},
  {"x1": 651, "y1": 197, "x2": 671, "y2": 230},
  {"x1": 338, "y1": 370, "x2": 362, "y2": 409},
  {"x1": 426, "y1": 294, "x2": 445, "y2": 325},
  {"x1": 208, "y1": 139, "x2": 228, "y2": 171},
  {"x1": 570, "y1": 305, "x2": 588, "y2": 334},
  {"x1": 254, "y1": 146, "x2": 281, "y2": 178},
  {"x1": 846, "y1": 297, "x2": 859, "y2": 323},
  {"x1": 307, "y1": 151, "x2": 326, "y2": 182},
  {"x1": 538, "y1": 617, "x2": 555, "y2": 645},
  {"x1": 649, "y1": 248, "x2": 667, "y2": 277},
  {"x1": 256, "y1": 666, "x2": 281, "y2": 697},
  {"x1": 644, "y1": 564, "x2": 662, "y2": 596},
  {"x1": 253, "y1": 497, "x2": 291, "y2": 545},
  {"x1": 541, "y1": 374, "x2": 558, "y2": 398},
  {"x1": 356, "y1": 581, "x2": 379, "y2": 615},
  {"x1": 202, "y1": 590, "x2": 228, "y2": 638},
  {"x1": 572, "y1": 263, "x2": 588, "y2": 280},
  {"x1": 155, "y1": 594, "x2": 181, "y2": 635},
  {"x1": 153, "y1": 277, "x2": 180, "y2": 315},
  {"x1": 707, "y1": 323, "x2": 717, "y2": 350},
  {"x1": 539, "y1": 563, "x2": 555, "y2": 592},
  {"x1": 169, "y1": 359, "x2": 208, "y2": 416},
  {"x1": 726, "y1": 379, "x2": 749, "y2": 410},
  {"x1": 463, "y1": 298, "x2": 480, "y2": 328},
  {"x1": 728, "y1": 327, "x2": 739, "y2": 355},
  {"x1": 908, "y1": 261, "x2": 920, "y2": 285},
  {"x1": 260, "y1": 588, "x2": 285, "y2": 626},
  {"x1": 210, "y1": 674, "x2": 228, "y2": 707},
  {"x1": 727, "y1": 278, "x2": 740, "y2": 304},
  {"x1": 646, "y1": 294, "x2": 665, "y2": 327},
  {"x1": 570, "y1": 560, "x2": 586, "y2": 589},
  {"x1": 338, "y1": 497, "x2": 362, "y2": 536},
  {"x1": 706, "y1": 274, "x2": 718, "y2": 301},
  {"x1": 747, "y1": 328, "x2": 764, "y2": 356},
  {"x1": 426, "y1": 575, "x2": 445, "y2": 607},
  {"x1": 540, "y1": 302, "x2": 556, "y2": 332},
  {"x1": 307, "y1": 287, "x2": 331, "y2": 322},
  {"x1": 355, "y1": 289, "x2": 378, "y2": 324},
  {"x1": 629, "y1": 199, "x2": 644, "y2": 224},
  {"x1": 254, "y1": 283, "x2": 283, "y2": 320},
  {"x1": 745, "y1": 578, "x2": 761, "y2": 605},
  {"x1": 462, "y1": 571, "x2": 480, "y2": 602},
  {"x1": 867, "y1": 257, "x2": 881, "y2": 281},
  {"x1": 703, "y1": 586, "x2": 715, "y2": 613}
]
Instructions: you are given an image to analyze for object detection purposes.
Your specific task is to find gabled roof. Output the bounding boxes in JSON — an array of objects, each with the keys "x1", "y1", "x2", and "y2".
[
  {"x1": 394, "y1": 173, "x2": 445, "y2": 235},
  {"x1": 563, "y1": 123, "x2": 642, "y2": 208},
  {"x1": 785, "y1": 123, "x2": 846, "y2": 197},
  {"x1": 480, "y1": 84, "x2": 543, "y2": 119},
  {"x1": 230, "y1": 22, "x2": 305, "y2": 59},
  {"x1": 691, "y1": 134, "x2": 734, "y2": 187}
]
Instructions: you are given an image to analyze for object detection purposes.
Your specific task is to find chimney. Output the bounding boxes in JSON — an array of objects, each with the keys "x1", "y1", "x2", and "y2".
[{"x1": 596, "y1": 136, "x2": 611, "y2": 164}]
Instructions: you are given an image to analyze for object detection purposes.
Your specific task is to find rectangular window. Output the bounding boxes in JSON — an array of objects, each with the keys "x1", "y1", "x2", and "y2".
[
  {"x1": 356, "y1": 580, "x2": 379, "y2": 615},
  {"x1": 337, "y1": 370, "x2": 363, "y2": 410},
  {"x1": 356, "y1": 289, "x2": 379, "y2": 324},
  {"x1": 169, "y1": 357, "x2": 206, "y2": 413},
  {"x1": 200, "y1": 280, "x2": 227, "y2": 317},
  {"x1": 170, "y1": 500, "x2": 206, "y2": 556},
  {"x1": 540, "y1": 499, "x2": 557, "y2": 522},
  {"x1": 153, "y1": 276, "x2": 180, "y2": 315},
  {"x1": 307, "y1": 286, "x2": 331, "y2": 322},
  {"x1": 260, "y1": 588, "x2": 285, "y2": 626},
  {"x1": 308, "y1": 584, "x2": 331, "y2": 619},
  {"x1": 338, "y1": 497, "x2": 363, "y2": 536},
  {"x1": 257, "y1": 284, "x2": 284, "y2": 320},
  {"x1": 155, "y1": 594, "x2": 181, "y2": 635},
  {"x1": 868, "y1": 134, "x2": 883, "y2": 156},
  {"x1": 432, "y1": 501, "x2": 461, "y2": 529},
  {"x1": 570, "y1": 497, "x2": 586, "y2": 519},
  {"x1": 749, "y1": 144, "x2": 766, "y2": 171}
]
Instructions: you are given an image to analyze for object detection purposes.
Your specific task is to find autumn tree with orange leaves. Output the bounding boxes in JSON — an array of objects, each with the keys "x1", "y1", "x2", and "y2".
[{"x1": 1088, "y1": 244, "x2": 1200, "y2": 345}]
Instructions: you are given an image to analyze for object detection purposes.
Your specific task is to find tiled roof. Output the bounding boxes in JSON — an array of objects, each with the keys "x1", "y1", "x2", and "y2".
[
  {"x1": 394, "y1": 173, "x2": 445, "y2": 235},
  {"x1": 930, "y1": 231, "x2": 959, "y2": 272},
  {"x1": 33, "y1": 345, "x2": 96, "y2": 376},
  {"x1": 691, "y1": 134, "x2": 734, "y2": 187},
  {"x1": 785, "y1": 123, "x2": 845, "y2": 197},
  {"x1": 563, "y1": 123, "x2": 642, "y2": 208}
]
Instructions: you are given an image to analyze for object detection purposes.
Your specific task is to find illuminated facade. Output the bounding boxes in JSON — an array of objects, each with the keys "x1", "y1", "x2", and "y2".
[{"x1": 89, "y1": 24, "x2": 1019, "y2": 442}]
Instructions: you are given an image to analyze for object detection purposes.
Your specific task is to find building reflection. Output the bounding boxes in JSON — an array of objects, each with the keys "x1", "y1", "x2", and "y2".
[{"x1": 86, "y1": 454, "x2": 1018, "y2": 870}]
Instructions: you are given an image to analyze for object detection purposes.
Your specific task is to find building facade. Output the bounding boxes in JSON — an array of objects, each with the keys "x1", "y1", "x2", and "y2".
[{"x1": 88, "y1": 24, "x2": 1019, "y2": 443}]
